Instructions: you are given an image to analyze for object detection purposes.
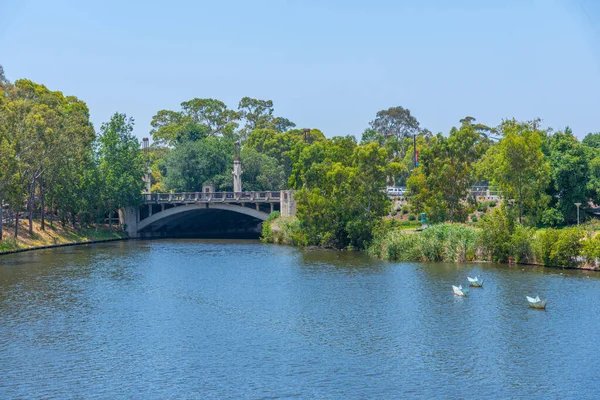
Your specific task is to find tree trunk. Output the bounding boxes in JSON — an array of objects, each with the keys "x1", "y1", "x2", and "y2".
[
  {"x1": 50, "y1": 201, "x2": 54, "y2": 229},
  {"x1": 109, "y1": 209, "x2": 113, "y2": 231},
  {"x1": 14, "y1": 210, "x2": 19, "y2": 239},
  {"x1": 0, "y1": 201, "x2": 3, "y2": 241},
  {"x1": 40, "y1": 178, "x2": 45, "y2": 231},
  {"x1": 28, "y1": 178, "x2": 36, "y2": 235}
]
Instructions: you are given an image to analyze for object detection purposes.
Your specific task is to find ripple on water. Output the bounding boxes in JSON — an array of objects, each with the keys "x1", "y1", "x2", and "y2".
[{"x1": 1, "y1": 241, "x2": 600, "y2": 398}]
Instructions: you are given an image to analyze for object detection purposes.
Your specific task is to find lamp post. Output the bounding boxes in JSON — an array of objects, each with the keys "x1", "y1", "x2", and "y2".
[{"x1": 575, "y1": 203, "x2": 582, "y2": 226}]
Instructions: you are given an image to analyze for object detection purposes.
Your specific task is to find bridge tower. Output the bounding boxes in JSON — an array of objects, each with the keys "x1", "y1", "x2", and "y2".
[
  {"x1": 142, "y1": 137, "x2": 151, "y2": 194},
  {"x1": 233, "y1": 141, "x2": 242, "y2": 192}
]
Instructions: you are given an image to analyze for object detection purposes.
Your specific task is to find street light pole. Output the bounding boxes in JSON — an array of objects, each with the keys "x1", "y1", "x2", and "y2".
[{"x1": 575, "y1": 202, "x2": 582, "y2": 226}]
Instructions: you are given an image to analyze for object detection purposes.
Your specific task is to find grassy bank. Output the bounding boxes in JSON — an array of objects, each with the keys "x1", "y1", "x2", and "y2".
[
  {"x1": 0, "y1": 219, "x2": 126, "y2": 254},
  {"x1": 368, "y1": 222, "x2": 600, "y2": 269}
]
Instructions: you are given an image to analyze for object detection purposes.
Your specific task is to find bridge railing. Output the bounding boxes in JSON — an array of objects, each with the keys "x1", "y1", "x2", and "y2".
[{"x1": 143, "y1": 191, "x2": 282, "y2": 203}]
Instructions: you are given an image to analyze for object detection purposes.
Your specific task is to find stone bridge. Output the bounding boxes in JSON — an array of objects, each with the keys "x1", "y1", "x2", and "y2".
[{"x1": 119, "y1": 190, "x2": 296, "y2": 238}]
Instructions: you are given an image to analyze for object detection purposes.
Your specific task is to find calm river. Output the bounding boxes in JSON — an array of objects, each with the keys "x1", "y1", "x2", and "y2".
[{"x1": 1, "y1": 240, "x2": 600, "y2": 399}]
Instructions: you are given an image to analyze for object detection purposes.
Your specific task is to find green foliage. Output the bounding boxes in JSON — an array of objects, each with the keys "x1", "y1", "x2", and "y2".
[
  {"x1": 535, "y1": 228, "x2": 584, "y2": 267},
  {"x1": 477, "y1": 206, "x2": 515, "y2": 262},
  {"x1": 368, "y1": 223, "x2": 479, "y2": 262},
  {"x1": 582, "y1": 132, "x2": 600, "y2": 149},
  {"x1": 261, "y1": 216, "x2": 302, "y2": 245},
  {"x1": 510, "y1": 224, "x2": 536, "y2": 264},
  {"x1": 541, "y1": 208, "x2": 564, "y2": 227},
  {"x1": 291, "y1": 140, "x2": 390, "y2": 249},
  {"x1": 470, "y1": 214, "x2": 478, "y2": 222},
  {"x1": 97, "y1": 113, "x2": 145, "y2": 210},
  {"x1": 582, "y1": 234, "x2": 600, "y2": 265},
  {"x1": 545, "y1": 128, "x2": 590, "y2": 224},
  {"x1": 240, "y1": 147, "x2": 286, "y2": 191},
  {"x1": 479, "y1": 119, "x2": 550, "y2": 224},
  {"x1": 150, "y1": 98, "x2": 239, "y2": 146},
  {"x1": 369, "y1": 106, "x2": 420, "y2": 140},
  {"x1": 163, "y1": 136, "x2": 233, "y2": 192},
  {"x1": 408, "y1": 214, "x2": 416, "y2": 221},
  {"x1": 407, "y1": 121, "x2": 488, "y2": 222}
]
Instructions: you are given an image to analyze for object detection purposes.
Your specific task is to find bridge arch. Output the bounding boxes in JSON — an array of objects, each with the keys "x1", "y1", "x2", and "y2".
[{"x1": 135, "y1": 203, "x2": 269, "y2": 237}]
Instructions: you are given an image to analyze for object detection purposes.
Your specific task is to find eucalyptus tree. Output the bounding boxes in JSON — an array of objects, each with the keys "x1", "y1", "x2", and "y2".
[
  {"x1": 97, "y1": 113, "x2": 145, "y2": 230},
  {"x1": 480, "y1": 119, "x2": 550, "y2": 224}
]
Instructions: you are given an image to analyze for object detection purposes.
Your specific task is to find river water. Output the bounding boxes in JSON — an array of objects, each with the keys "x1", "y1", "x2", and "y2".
[{"x1": 0, "y1": 240, "x2": 599, "y2": 399}]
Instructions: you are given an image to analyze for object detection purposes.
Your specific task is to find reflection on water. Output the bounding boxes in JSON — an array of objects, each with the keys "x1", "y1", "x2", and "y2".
[{"x1": 1, "y1": 240, "x2": 600, "y2": 398}]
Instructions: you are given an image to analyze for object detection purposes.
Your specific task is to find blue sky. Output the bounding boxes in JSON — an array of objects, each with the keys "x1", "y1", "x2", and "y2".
[{"x1": 1, "y1": 0, "x2": 599, "y2": 140}]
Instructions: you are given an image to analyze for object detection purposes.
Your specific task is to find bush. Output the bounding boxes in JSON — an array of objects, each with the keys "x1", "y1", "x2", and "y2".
[
  {"x1": 266, "y1": 211, "x2": 280, "y2": 222},
  {"x1": 261, "y1": 216, "x2": 302, "y2": 245},
  {"x1": 535, "y1": 228, "x2": 584, "y2": 267},
  {"x1": 477, "y1": 202, "x2": 488, "y2": 212},
  {"x1": 489, "y1": 201, "x2": 497, "y2": 208},
  {"x1": 368, "y1": 223, "x2": 479, "y2": 262},
  {"x1": 541, "y1": 208, "x2": 564, "y2": 227},
  {"x1": 408, "y1": 214, "x2": 417, "y2": 221},
  {"x1": 477, "y1": 206, "x2": 515, "y2": 262},
  {"x1": 582, "y1": 234, "x2": 600, "y2": 267},
  {"x1": 401, "y1": 206, "x2": 409, "y2": 215},
  {"x1": 510, "y1": 224, "x2": 536, "y2": 264},
  {"x1": 470, "y1": 214, "x2": 478, "y2": 223}
]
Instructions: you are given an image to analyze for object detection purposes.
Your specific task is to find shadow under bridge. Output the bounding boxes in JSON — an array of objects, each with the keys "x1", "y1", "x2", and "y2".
[{"x1": 137, "y1": 203, "x2": 270, "y2": 239}]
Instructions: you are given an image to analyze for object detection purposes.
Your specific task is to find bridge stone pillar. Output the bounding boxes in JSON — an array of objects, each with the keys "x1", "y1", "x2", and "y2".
[
  {"x1": 119, "y1": 206, "x2": 140, "y2": 238},
  {"x1": 280, "y1": 190, "x2": 297, "y2": 217}
]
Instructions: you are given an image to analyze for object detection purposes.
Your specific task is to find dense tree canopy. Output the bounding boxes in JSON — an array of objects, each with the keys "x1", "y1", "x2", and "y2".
[
  {"x1": 2, "y1": 64, "x2": 599, "y2": 249},
  {"x1": 480, "y1": 120, "x2": 550, "y2": 224}
]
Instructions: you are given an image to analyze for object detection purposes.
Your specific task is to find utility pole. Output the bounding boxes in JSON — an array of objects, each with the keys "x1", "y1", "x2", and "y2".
[{"x1": 413, "y1": 134, "x2": 418, "y2": 169}]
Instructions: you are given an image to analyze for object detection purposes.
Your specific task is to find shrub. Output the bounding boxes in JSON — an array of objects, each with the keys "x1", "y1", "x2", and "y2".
[
  {"x1": 535, "y1": 228, "x2": 584, "y2": 267},
  {"x1": 510, "y1": 224, "x2": 536, "y2": 264},
  {"x1": 368, "y1": 223, "x2": 479, "y2": 262},
  {"x1": 266, "y1": 211, "x2": 281, "y2": 222},
  {"x1": 477, "y1": 202, "x2": 488, "y2": 212},
  {"x1": 582, "y1": 234, "x2": 600, "y2": 267},
  {"x1": 489, "y1": 201, "x2": 497, "y2": 208},
  {"x1": 470, "y1": 214, "x2": 478, "y2": 223},
  {"x1": 477, "y1": 206, "x2": 515, "y2": 262},
  {"x1": 541, "y1": 208, "x2": 564, "y2": 227},
  {"x1": 408, "y1": 214, "x2": 417, "y2": 221},
  {"x1": 401, "y1": 206, "x2": 409, "y2": 215}
]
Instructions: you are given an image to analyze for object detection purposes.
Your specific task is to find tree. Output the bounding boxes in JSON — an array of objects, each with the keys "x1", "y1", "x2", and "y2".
[
  {"x1": 0, "y1": 64, "x2": 7, "y2": 84},
  {"x1": 369, "y1": 106, "x2": 420, "y2": 140},
  {"x1": 150, "y1": 98, "x2": 238, "y2": 146},
  {"x1": 582, "y1": 132, "x2": 600, "y2": 149},
  {"x1": 97, "y1": 113, "x2": 145, "y2": 229},
  {"x1": 163, "y1": 136, "x2": 233, "y2": 192},
  {"x1": 545, "y1": 128, "x2": 591, "y2": 224},
  {"x1": 238, "y1": 97, "x2": 295, "y2": 138},
  {"x1": 408, "y1": 122, "x2": 487, "y2": 222},
  {"x1": 291, "y1": 137, "x2": 391, "y2": 249},
  {"x1": 480, "y1": 119, "x2": 550, "y2": 223},
  {"x1": 240, "y1": 148, "x2": 286, "y2": 191}
]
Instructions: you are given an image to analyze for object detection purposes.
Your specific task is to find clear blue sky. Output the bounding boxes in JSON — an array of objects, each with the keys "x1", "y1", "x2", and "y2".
[{"x1": 1, "y1": 0, "x2": 599, "y2": 140}]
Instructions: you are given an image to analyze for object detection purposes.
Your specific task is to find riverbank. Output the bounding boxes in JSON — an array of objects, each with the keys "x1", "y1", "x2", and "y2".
[
  {"x1": 368, "y1": 222, "x2": 600, "y2": 270},
  {"x1": 263, "y1": 216, "x2": 600, "y2": 270},
  {"x1": 0, "y1": 219, "x2": 127, "y2": 255}
]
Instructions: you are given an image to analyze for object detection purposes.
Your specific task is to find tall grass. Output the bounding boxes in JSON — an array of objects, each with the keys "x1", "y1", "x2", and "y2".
[
  {"x1": 368, "y1": 224, "x2": 479, "y2": 262},
  {"x1": 368, "y1": 222, "x2": 600, "y2": 269}
]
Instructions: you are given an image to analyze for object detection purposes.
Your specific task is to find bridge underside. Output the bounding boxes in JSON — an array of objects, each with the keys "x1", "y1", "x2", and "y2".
[{"x1": 138, "y1": 208, "x2": 264, "y2": 239}]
